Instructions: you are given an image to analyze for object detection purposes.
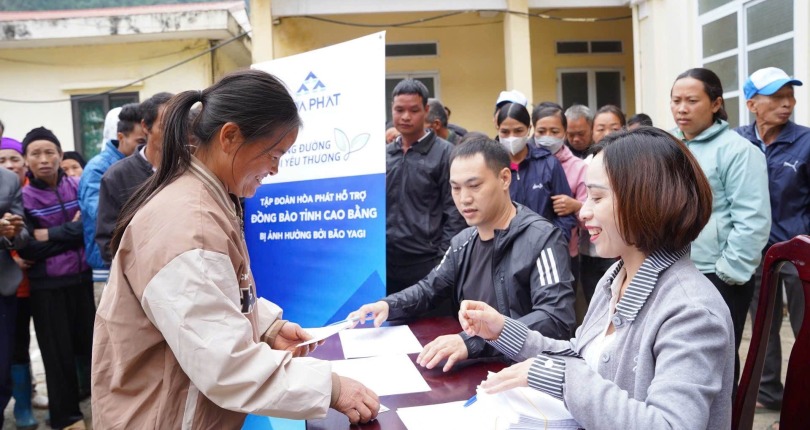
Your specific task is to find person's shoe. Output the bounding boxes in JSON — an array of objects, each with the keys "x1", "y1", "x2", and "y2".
[
  {"x1": 31, "y1": 390, "x2": 49, "y2": 409},
  {"x1": 756, "y1": 400, "x2": 782, "y2": 412},
  {"x1": 62, "y1": 419, "x2": 86, "y2": 430},
  {"x1": 10, "y1": 364, "x2": 39, "y2": 430}
]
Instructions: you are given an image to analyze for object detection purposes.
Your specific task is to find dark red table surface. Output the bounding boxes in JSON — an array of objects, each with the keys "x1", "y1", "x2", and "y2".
[{"x1": 306, "y1": 317, "x2": 508, "y2": 430}]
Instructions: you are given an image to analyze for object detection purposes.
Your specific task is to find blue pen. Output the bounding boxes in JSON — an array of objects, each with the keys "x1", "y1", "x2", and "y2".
[{"x1": 463, "y1": 394, "x2": 477, "y2": 407}]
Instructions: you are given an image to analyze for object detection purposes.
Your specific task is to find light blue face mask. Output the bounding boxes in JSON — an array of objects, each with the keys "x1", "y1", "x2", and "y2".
[{"x1": 535, "y1": 135, "x2": 565, "y2": 154}]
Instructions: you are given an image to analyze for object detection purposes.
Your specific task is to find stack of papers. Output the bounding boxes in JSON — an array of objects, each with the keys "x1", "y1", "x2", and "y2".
[{"x1": 396, "y1": 386, "x2": 581, "y2": 430}]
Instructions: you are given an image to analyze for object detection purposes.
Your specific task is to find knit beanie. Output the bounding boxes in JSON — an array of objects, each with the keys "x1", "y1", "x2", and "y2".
[
  {"x1": 22, "y1": 126, "x2": 61, "y2": 154},
  {"x1": 0, "y1": 137, "x2": 23, "y2": 154},
  {"x1": 62, "y1": 151, "x2": 86, "y2": 168}
]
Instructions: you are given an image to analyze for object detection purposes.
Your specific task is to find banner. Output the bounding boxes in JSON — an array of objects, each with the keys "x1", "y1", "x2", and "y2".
[{"x1": 247, "y1": 32, "x2": 387, "y2": 329}]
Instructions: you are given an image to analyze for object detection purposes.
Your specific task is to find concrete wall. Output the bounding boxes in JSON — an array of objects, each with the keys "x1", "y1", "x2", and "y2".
[
  {"x1": 0, "y1": 39, "x2": 218, "y2": 149},
  {"x1": 272, "y1": 8, "x2": 634, "y2": 134},
  {"x1": 529, "y1": 7, "x2": 636, "y2": 115},
  {"x1": 272, "y1": 11, "x2": 505, "y2": 134}
]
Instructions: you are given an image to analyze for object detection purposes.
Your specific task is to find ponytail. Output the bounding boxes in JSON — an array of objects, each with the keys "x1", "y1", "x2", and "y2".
[
  {"x1": 110, "y1": 90, "x2": 202, "y2": 255},
  {"x1": 109, "y1": 69, "x2": 300, "y2": 257}
]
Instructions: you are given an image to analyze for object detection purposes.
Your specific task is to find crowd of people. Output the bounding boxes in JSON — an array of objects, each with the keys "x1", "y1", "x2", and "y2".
[{"x1": 0, "y1": 64, "x2": 806, "y2": 430}]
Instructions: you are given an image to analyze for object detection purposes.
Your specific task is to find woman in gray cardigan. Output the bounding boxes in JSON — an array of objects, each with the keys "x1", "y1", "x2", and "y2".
[{"x1": 460, "y1": 127, "x2": 735, "y2": 429}]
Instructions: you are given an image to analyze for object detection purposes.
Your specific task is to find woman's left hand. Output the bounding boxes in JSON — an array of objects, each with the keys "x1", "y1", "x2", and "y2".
[
  {"x1": 479, "y1": 359, "x2": 533, "y2": 394},
  {"x1": 272, "y1": 322, "x2": 322, "y2": 357}
]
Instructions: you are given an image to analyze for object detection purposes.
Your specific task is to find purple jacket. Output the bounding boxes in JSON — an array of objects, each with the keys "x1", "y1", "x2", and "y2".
[{"x1": 20, "y1": 170, "x2": 89, "y2": 289}]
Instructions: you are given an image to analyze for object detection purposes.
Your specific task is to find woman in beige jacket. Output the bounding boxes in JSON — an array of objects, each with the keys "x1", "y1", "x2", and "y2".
[{"x1": 92, "y1": 70, "x2": 379, "y2": 429}]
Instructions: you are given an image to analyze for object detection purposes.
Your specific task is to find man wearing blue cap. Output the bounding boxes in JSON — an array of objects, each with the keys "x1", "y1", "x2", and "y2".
[{"x1": 735, "y1": 67, "x2": 809, "y2": 412}]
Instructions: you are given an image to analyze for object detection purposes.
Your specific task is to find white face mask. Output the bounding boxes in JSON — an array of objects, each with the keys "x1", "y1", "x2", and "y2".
[
  {"x1": 501, "y1": 136, "x2": 529, "y2": 155},
  {"x1": 535, "y1": 135, "x2": 565, "y2": 154}
]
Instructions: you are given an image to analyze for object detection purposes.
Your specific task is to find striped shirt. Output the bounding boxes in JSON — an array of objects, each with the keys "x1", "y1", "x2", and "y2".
[{"x1": 488, "y1": 247, "x2": 689, "y2": 400}]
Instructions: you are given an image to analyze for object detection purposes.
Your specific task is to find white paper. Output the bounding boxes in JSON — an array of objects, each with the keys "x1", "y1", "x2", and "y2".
[
  {"x1": 339, "y1": 325, "x2": 423, "y2": 358},
  {"x1": 298, "y1": 320, "x2": 354, "y2": 347},
  {"x1": 330, "y1": 354, "x2": 430, "y2": 396},
  {"x1": 397, "y1": 401, "x2": 500, "y2": 430}
]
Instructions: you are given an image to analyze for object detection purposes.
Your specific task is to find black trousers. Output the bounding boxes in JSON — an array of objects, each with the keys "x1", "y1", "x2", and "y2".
[
  {"x1": 13, "y1": 296, "x2": 31, "y2": 364},
  {"x1": 579, "y1": 254, "x2": 618, "y2": 303},
  {"x1": 0, "y1": 294, "x2": 17, "y2": 429},
  {"x1": 749, "y1": 261, "x2": 803, "y2": 410},
  {"x1": 31, "y1": 282, "x2": 95, "y2": 429},
  {"x1": 705, "y1": 273, "x2": 755, "y2": 399}
]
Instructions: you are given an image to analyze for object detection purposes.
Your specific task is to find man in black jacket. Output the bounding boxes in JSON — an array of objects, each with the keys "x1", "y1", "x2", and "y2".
[
  {"x1": 386, "y1": 80, "x2": 466, "y2": 296},
  {"x1": 352, "y1": 135, "x2": 575, "y2": 371},
  {"x1": 95, "y1": 92, "x2": 172, "y2": 264}
]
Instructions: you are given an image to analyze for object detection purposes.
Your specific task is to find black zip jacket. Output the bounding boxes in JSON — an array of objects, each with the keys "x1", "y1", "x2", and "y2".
[
  {"x1": 385, "y1": 131, "x2": 466, "y2": 262},
  {"x1": 383, "y1": 203, "x2": 575, "y2": 359}
]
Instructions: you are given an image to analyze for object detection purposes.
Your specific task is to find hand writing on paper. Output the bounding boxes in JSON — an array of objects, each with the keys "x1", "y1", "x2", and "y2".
[
  {"x1": 458, "y1": 300, "x2": 505, "y2": 341},
  {"x1": 417, "y1": 334, "x2": 468, "y2": 372},
  {"x1": 348, "y1": 301, "x2": 389, "y2": 328},
  {"x1": 272, "y1": 322, "x2": 321, "y2": 357},
  {"x1": 333, "y1": 375, "x2": 380, "y2": 425},
  {"x1": 551, "y1": 194, "x2": 582, "y2": 216},
  {"x1": 479, "y1": 359, "x2": 532, "y2": 394}
]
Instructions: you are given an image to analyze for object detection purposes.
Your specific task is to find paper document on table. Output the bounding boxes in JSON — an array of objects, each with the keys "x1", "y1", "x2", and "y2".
[
  {"x1": 330, "y1": 354, "x2": 430, "y2": 396},
  {"x1": 471, "y1": 383, "x2": 580, "y2": 429},
  {"x1": 339, "y1": 325, "x2": 423, "y2": 358},
  {"x1": 298, "y1": 319, "x2": 355, "y2": 347},
  {"x1": 397, "y1": 401, "x2": 483, "y2": 430}
]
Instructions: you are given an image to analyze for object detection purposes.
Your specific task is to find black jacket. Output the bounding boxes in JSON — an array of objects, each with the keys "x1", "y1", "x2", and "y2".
[
  {"x1": 385, "y1": 131, "x2": 466, "y2": 262},
  {"x1": 95, "y1": 146, "x2": 154, "y2": 264},
  {"x1": 383, "y1": 203, "x2": 575, "y2": 358}
]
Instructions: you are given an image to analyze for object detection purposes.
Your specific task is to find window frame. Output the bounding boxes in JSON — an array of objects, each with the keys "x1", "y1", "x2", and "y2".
[
  {"x1": 697, "y1": 0, "x2": 796, "y2": 127},
  {"x1": 555, "y1": 40, "x2": 624, "y2": 55},
  {"x1": 385, "y1": 41, "x2": 440, "y2": 59},
  {"x1": 556, "y1": 68, "x2": 626, "y2": 112},
  {"x1": 70, "y1": 92, "x2": 139, "y2": 158}
]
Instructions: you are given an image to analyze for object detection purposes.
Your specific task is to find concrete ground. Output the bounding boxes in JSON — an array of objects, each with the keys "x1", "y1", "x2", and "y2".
[{"x1": 3, "y1": 310, "x2": 793, "y2": 430}]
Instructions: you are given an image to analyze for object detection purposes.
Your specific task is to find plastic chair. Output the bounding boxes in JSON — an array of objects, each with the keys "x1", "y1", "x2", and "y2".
[{"x1": 733, "y1": 235, "x2": 810, "y2": 430}]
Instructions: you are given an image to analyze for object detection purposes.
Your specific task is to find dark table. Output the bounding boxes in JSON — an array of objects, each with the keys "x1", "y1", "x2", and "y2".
[{"x1": 306, "y1": 317, "x2": 508, "y2": 430}]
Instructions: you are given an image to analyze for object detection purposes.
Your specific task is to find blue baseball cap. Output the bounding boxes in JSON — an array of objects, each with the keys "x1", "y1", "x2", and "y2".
[{"x1": 743, "y1": 67, "x2": 803, "y2": 100}]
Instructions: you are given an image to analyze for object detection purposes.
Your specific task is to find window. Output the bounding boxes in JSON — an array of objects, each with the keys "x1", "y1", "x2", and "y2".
[
  {"x1": 556, "y1": 41, "x2": 623, "y2": 55},
  {"x1": 71, "y1": 92, "x2": 139, "y2": 159},
  {"x1": 558, "y1": 69, "x2": 625, "y2": 112},
  {"x1": 385, "y1": 73, "x2": 439, "y2": 125},
  {"x1": 386, "y1": 42, "x2": 438, "y2": 58},
  {"x1": 698, "y1": 0, "x2": 794, "y2": 128}
]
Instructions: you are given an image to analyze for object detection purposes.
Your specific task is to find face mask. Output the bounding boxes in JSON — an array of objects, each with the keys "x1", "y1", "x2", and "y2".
[
  {"x1": 501, "y1": 136, "x2": 528, "y2": 155},
  {"x1": 535, "y1": 135, "x2": 565, "y2": 154}
]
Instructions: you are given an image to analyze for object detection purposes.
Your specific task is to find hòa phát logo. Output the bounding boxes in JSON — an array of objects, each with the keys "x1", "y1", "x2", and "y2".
[{"x1": 295, "y1": 71, "x2": 341, "y2": 112}]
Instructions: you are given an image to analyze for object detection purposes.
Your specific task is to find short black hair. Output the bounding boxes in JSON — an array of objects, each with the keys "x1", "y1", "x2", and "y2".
[
  {"x1": 140, "y1": 92, "x2": 174, "y2": 131},
  {"x1": 117, "y1": 103, "x2": 141, "y2": 135},
  {"x1": 450, "y1": 133, "x2": 510, "y2": 175},
  {"x1": 392, "y1": 79, "x2": 429, "y2": 107},
  {"x1": 627, "y1": 113, "x2": 653, "y2": 127},
  {"x1": 532, "y1": 102, "x2": 567, "y2": 130},
  {"x1": 426, "y1": 99, "x2": 448, "y2": 127},
  {"x1": 590, "y1": 127, "x2": 712, "y2": 254}
]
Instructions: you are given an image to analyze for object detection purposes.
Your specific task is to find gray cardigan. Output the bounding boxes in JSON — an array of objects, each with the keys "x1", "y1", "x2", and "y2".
[
  {"x1": 492, "y1": 254, "x2": 734, "y2": 429},
  {"x1": 0, "y1": 167, "x2": 29, "y2": 296}
]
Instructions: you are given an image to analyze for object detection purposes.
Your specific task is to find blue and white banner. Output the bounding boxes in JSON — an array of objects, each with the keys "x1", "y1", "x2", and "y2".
[{"x1": 247, "y1": 32, "x2": 387, "y2": 329}]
